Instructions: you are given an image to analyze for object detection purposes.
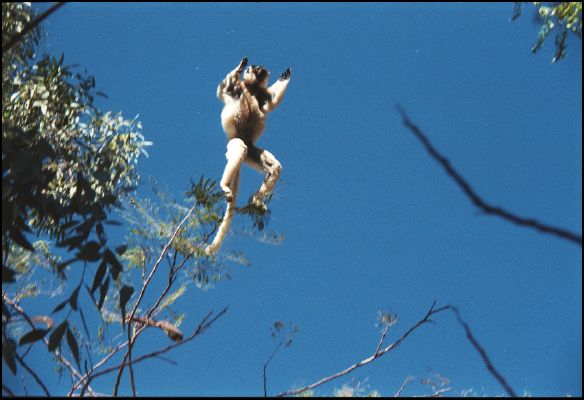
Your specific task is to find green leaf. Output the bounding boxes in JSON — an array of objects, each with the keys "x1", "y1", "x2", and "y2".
[
  {"x1": 2, "y1": 337, "x2": 17, "y2": 375},
  {"x1": 48, "y1": 321, "x2": 68, "y2": 352},
  {"x1": 96, "y1": 222, "x2": 106, "y2": 243},
  {"x1": 105, "y1": 248, "x2": 123, "y2": 280},
  {"x1": 69, "y1": 286, "x2": 81, "y2": 311},
  {"x1": 52, "y1": 298, "x2": 69, "y2": 314},
  {"x1": 98, "y1": 276, "x2": 110, "y2": 310},
  {"x1": 76, "y1": 241, "x2": 102, "y2": 262},
  {"x1": 2, "y1": 265, "x2": 18, "y2": 283},
  {"x1": 66, "y1": 328, "x2": 80, "y2": 368},
  {"x1": 56, "y1": 235, "x2": 84, "y2": 250},
  {"x1": 115, "y1": 245, "x2": 128, "y2": 256},
  {"x1": 274, "y1": 321, "x2": 284, "y2": 332},
  {"x1": 119, "y1": 285, "x2": 134, "y2": 325},
  {"x1": 57, "y1": 258, "x2": 76, "y2": 274},
  {"x1": 10, "y1": 229, "x2": 34, "y2": 252},
  {"x1": 91, "y1": 260, "x2": 107, "y2": 293},
  {"x1": 19, "y1": 329, "x2": 49, "y2": 346}
]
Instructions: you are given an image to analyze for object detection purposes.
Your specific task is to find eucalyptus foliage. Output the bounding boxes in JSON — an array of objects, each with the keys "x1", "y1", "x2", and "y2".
[
  {"x1": 2, "y1": 2, "x2": 149, "y2": 380},
  {"x1": 512, "y1": 2, "x2": 582, "y2": 62}
]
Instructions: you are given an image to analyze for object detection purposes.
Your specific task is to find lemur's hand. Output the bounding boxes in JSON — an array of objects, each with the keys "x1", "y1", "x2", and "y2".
[
  {"x1": 237, "y1": 57, "x2": 248, "y2": 72},
  {"x1": 279, "y1": 67, "x2": 291, "y2": 81}
]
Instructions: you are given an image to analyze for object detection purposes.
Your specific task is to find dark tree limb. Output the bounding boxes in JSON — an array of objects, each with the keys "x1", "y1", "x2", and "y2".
[
  {"x1": 396, "y1": 105, "x2": 582, "y2": 247},
  {"x1": 451, "y1": 306, "x2": 517, "y2": 397},
  {"x1": 15, "y1": 353, "x2": 50, "y2": 396}
]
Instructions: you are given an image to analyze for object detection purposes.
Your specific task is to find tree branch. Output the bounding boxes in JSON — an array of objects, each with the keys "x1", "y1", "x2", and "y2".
[
  {"x1": 114, "y1": 203, "x2": 197, "y2": 395},
  {"x1": 451, "y1": 306, "x2": 517, "y2": 397},
  {"x1": 396, "y1": 105, "x2": 582, "y2": 247},
  {"x1": 79, "y1": 307, "x2": 227, "y2": 396},
  {"x1": 275, "y1": 302, "x2": 449, "y2": 397},
  {"x1": 15, "y1": 353, "x2": 50, "y2": 396},
  {"x1": 393, "y1": 376, "x2": 413, "y2": 397},
  {"x1": 263, "y1": 340, "x2": 284, "y2": 397},
  {"x1": 3, "y1": 294, "x2": 96, "y2": 396}
]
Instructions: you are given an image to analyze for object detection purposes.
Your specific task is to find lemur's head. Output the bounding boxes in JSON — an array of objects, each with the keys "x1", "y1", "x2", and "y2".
[{"x1": 243, "y1": 65, "x2": 269, "y2": 88}]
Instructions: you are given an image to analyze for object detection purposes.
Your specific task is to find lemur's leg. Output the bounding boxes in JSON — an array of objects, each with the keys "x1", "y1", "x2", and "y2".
[
  {"x1": 205, "y1": 162, "x2": 241, "y2": 256},
  {"x1": 245, "y1": 145, "x2": 282, "y2": 209},
  {"x1": 219, "y1": 138, "x2": 247, "y2": 202}
]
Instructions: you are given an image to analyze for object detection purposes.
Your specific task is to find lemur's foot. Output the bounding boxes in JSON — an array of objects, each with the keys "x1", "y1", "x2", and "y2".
[{"x1": 251, "y1": 196, "x2": 268, "y2": 214}]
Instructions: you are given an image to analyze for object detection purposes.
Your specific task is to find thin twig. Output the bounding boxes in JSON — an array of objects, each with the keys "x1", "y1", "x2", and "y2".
[
  {"x1": 2, "y1": 384, "x2": 16, "y2": 397},
  {"x1": 451, "y1": 306, "x2": 517, "y2": 397},
  {"x1": 68, "y1": 339, "x2": 129, "y2": 396},
  {"x1": 114, "y1": 204, "x2": 197, "y2": 395},
  {"x1": 396, "y1": 105, "x2": 582, "y2": 247},
  {"x1": 393, "y1": 376, "x2": 412, "y2": 397},
  {"x1": 15, "y1": 353, "x2": 51, "y2": 396},
  {"x1": 3, "y1": 294, "x2": 96, "y2": 396},
  {"x1": 3, "y1": 2, "x2": 66, "y2": 54},
  {"x1": 276, "y1": 302, "x2": 449, "y2": 397},
  {"x1": 263, "y1": 341, "x2": 284, "y2": 397},
  {"x1": 374, "y1": 324, "x2": 390, "y2": 355},
  {"x1": 80, "y1": 307, "x2": 227, "y2": 395}
]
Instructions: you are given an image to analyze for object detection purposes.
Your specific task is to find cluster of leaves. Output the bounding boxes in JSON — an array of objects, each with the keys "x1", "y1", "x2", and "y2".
[
  {"x1": 512, "y1": 2, "x2": 582, "y2": 62},
  {"x1": 3, "y1": 2, "x2": 151, "y2": 256},
  {"x1": 2, "y1": 2, "x2": 150, "y2": 378},
  {"x1": 237, "y1": 192, "x2": 274, "y2": 231},
  {"x1": 124, "y1": 177, "x2": 237, "y2": 290},
  {"x1": 270, "y1": 320, "x2": 300, "y2": 348}
]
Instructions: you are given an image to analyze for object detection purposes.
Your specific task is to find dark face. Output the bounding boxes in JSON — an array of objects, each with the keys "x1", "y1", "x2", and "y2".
[{"x1": 244, "y1": 65, "x2": 269, "y2": 87}]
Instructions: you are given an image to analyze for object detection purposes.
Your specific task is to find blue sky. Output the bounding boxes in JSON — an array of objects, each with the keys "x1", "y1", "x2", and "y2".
[{"x1": 5, "y1": 2, "x2": 582, "y2": 396}]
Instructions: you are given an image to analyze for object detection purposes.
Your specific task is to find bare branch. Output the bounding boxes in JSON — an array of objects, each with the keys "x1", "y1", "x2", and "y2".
[
  {"x1": 393, "y1": 376, "x2": 413, "y2": 397},
  {"x1": 263, "y1": 341, "x2": 284, "y2": 397},
  {"x1": 374, "y1": 324, "x2": 390, "y2": 356},
  {"x1": 396, "y1": 105, "x2": 582, "y2": 247},
  {"x1": 451, "y1": 306, "x2": 517, "y2": 397},
  {"x1": 68, "y1": 339, "x2": 129, "y2": 396},
  {"x1": 114, "y1": 203, "x2": 197, "y2": 395},
  {"x1": 2, "y1": 384, "x2": 16, "y2": 397},
  {"x1": 275, "y1": 302, "x2": 449, "y2": 397}
]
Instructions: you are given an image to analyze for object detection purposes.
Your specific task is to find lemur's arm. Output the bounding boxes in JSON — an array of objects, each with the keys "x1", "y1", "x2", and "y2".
[{"x1": 217, "y1": 57, "x2": 248, "y2": 103}]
